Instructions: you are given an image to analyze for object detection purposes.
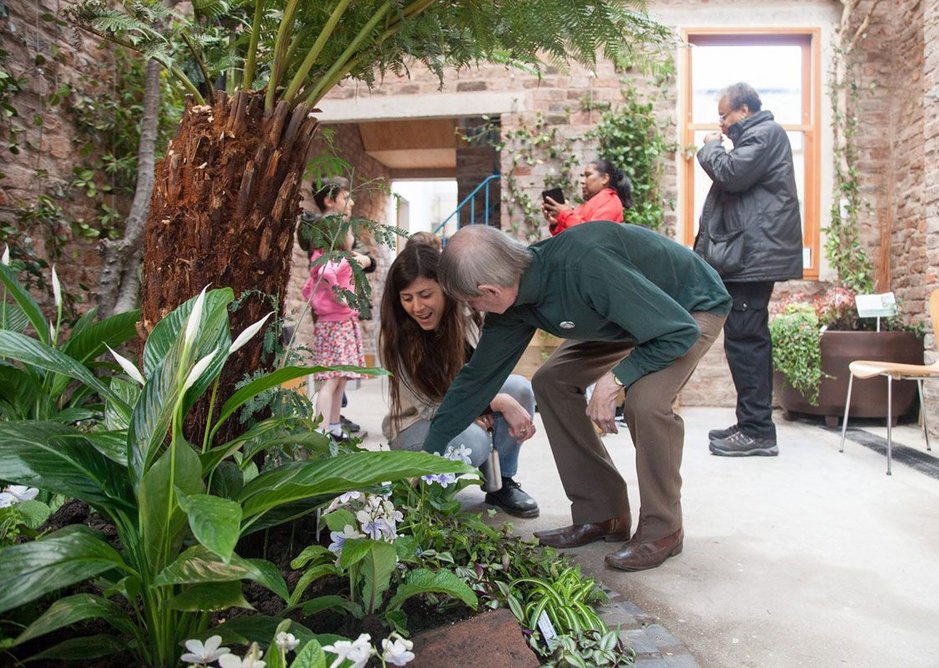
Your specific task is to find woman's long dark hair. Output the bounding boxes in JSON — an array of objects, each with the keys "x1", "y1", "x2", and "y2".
[
  {"x1": 380, "y1": 243, "x2": 473, "y2": 430},
  {"x1": 592, "y1": 158, "x2": 633, "y2": 209}
]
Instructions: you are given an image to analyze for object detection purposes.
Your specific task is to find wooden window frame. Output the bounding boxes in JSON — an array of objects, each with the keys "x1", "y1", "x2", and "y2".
[{"x1": 680, "y1": 28, "x2": 821, "y2": 280}]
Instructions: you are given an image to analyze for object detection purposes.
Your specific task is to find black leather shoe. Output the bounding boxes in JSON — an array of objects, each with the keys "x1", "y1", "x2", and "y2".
[
  {"x1": 533, "y1": 515, "x2": 632, "y2": 548},
  {"x1": 485, "y1": 478, "x2": 540, "y2": 518},
  {"x1": 605, "y1": 527, "x2": 683, "y2": 571},
  {"x1": 340, "y1": 414, "x2": 362, "y2": 434}
]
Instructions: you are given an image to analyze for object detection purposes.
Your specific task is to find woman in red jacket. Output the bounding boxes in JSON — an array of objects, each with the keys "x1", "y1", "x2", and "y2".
[{"x1": 543, "y1": 158, "x2": 632, "y2": 236}]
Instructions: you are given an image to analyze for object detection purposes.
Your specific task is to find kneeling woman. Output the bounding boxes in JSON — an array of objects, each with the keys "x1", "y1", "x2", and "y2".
[{"x1": 379, "y1": 243, "x2": 539, "y2": 518}]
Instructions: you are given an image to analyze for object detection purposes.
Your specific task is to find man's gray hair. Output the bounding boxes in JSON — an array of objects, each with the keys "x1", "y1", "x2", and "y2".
[
  {"x1": 439, "y1": 225, "x2": 532, "y2": 297},
  {"x1": 721, "y1": 82, "x2": 762, "y2": 112}
]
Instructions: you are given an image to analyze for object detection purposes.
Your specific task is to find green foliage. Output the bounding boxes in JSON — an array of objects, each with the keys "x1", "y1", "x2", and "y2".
[
  {"x1": 0, "y1": 287, "x2": 470, "y2": 667},
  {"x1": 0, "y1": 498, "x2": 52, "y2": 547},
  {"x1": 543, "y1": 629, "x2": 636, "y2": 667},
  {"x1": 0, "y1": 263, "x2": 140, "y2": 421},
  {"x1": 590, "y1": 83, "x2": 676, "y2": 231},
  {"x1": 827, "y1": 38, "x2": 875, "y2": 292},
  {"x1": 769, "y1": 303, "x2": 823, "y2": 404},
  {"x1": 68, "y1": 0, "x2": 672, "y2": 111}
]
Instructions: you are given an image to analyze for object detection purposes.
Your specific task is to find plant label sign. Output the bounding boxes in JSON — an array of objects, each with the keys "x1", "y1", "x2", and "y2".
[
  {"x1": 537, "y1": 610, "x2": 558, "y2": 642},
  {"x1": 855, "y1": 292, "x2": 898, "y2": 319}
]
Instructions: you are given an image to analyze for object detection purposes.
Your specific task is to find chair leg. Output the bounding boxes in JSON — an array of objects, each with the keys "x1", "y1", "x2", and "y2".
[
  {"x1": 886, "y1": 376, "x2": 893, "y2": 476},
  {"x1": 918, "y1": 379, "x2": 931, "y2": 452},
  {"x1": 840, "y1": 374, "x2": 855, "y2": 453}
]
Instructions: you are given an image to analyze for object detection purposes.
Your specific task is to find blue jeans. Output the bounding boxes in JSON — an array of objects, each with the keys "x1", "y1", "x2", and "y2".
[{"x1": 389, "y1": 374, "x2": 534, "y2": 478}]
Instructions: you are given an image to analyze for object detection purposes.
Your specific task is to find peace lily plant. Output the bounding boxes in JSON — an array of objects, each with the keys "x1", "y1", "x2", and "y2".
[{"x1": 0, "y1": 281, "x2": 470, "y2": 667}]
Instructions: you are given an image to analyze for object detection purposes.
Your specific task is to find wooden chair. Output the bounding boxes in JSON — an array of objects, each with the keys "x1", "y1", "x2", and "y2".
[{"x1": 839, "y1": 289, "x2": 939, "y2": 474}]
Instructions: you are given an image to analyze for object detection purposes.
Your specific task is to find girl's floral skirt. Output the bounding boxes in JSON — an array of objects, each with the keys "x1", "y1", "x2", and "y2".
[{"x1": 312, "y1": 318, "x2": 367, "y2": 380}]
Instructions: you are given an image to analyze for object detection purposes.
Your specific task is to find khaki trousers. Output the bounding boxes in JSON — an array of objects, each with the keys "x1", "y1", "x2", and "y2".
[{"x1": 531, "y1": 311, "x2": 726, "y2": 541}]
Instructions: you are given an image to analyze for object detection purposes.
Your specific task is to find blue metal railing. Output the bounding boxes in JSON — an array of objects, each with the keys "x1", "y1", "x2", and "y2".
[{"x1": 433, "y1": 174, "x2": 501, "y2": 240}]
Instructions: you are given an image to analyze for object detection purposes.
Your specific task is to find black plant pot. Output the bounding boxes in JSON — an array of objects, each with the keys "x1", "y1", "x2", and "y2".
[{"x1": 774, "y1": 330, "x2": 924, "y2": 427}]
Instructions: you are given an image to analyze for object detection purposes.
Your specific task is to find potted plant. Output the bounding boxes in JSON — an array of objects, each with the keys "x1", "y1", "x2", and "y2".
[{"x1": 770, "y1": 286, "x2": 925, "y2": 427}]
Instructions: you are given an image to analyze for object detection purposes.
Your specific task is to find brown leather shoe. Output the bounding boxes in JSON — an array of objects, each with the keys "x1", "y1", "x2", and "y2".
[
  {"x1": 604, "y1": 527, "x2": 683, "y2": 571},
  {"x1": 533, "y1": 515, "x2": 631, "y2": 549}
]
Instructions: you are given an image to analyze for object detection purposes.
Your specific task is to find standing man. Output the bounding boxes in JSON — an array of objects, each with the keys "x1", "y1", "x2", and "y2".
[
  {"x1": 424, "y1": 222, "x2": 731, "y2": 571},
  {"x1": 695, "y1": 82, "x2": 803, "y2": 458}
]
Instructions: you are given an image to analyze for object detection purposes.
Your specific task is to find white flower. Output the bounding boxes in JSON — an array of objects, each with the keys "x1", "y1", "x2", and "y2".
[
  {"x1": 1, "y1": 485, "x2": 39, "y2": 506},
  {"x1": 219, "y1": 648, "x2": 265, "y2": 668},
  {"x1": 3, "y1": 485, "x2": 38, "y2": 502},
  {"x1": 274, "y1": 631, "x2": 299, "y2": 652},
  {"x1": 325, "y1": 490, "x2": 361, "y2": 513},
  {"x1": 184, "y1": 285, "x2": 210, "y2": 346},
  {"x1": 106, "y1": 345, "x2": 145, "y2": 385},
  {"x1": 1, "y1": 244, "x2": 9, "y2": 265},
  {"x1": 51, "y1": 266, "x2": 62, "y2": 309},
  {"x1": 182, "y1": 347, "x2": 218, "y2": 392},
  {"x1": 229, "y1": 312, "x2": 273, "y2": 354},
  {"x1": 180, "y1": 635, "x2": 230, "y2": 664},
  {"x1": 323, "y1": 634, "x2": 375, "y2": 668},
  {"x1": 328, "y1": 524, "x2": 364, "y2": 554},
  {"x1": 381, "y1": 633, "x2": 415, "y2": 666},
  {"x1": 443, "y1": 444, "x2": 472, "y2": 465}
]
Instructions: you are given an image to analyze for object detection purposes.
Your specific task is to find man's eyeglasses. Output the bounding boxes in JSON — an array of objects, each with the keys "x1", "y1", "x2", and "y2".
[{"x1": 718, "y1": 111, "x2": 730, "y2": 122}]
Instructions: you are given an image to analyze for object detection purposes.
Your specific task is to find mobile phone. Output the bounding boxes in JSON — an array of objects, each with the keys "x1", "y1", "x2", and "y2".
[{"x1": 541, "y1": 187, "x2": 565, "y2": 204}]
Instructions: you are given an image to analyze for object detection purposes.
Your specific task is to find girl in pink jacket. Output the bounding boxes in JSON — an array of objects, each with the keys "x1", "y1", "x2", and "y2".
[{"x1": 302, "y1": 219, "x2": 366, "y2": 442}]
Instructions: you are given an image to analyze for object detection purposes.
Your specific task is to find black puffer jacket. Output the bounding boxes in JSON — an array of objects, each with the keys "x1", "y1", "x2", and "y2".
[{"x1": 694, "y1": 110, "x2": 803, "y2": 282}]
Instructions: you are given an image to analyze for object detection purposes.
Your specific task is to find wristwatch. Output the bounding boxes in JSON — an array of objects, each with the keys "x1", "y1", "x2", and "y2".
[{"x1": 611, "y1": 372, "x2": 624, "y2": 387}]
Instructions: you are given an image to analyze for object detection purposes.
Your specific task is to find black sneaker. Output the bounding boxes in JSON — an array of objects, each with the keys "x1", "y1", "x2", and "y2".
[
  {"x1": 710, "y1": 431, "x2": 778, "y2": 457},
  {"x1": 708, "y1": 424, "x2": 740, "y2": 441},
  {"x1": 485, "y1": 478, "x2": 540, "y2": 518},
  {"x1": 340, "y1": 415, "x2": 362, "y2": 434}
]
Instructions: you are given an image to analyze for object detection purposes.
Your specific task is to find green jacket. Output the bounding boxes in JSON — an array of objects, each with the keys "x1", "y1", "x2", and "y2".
[{"x1": 423, "y1": 222, "x2": 731, "y2": 454}]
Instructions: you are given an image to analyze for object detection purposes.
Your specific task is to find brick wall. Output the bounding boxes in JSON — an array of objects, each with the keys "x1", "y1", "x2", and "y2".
[{"x1": 0, "y1": 0, "x2": 113, "y2": 304}]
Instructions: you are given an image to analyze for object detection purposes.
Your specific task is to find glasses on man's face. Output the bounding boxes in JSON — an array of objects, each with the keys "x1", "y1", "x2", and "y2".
[{"x1": 718, "y1": 111, "x2": 730, "y2": 122}]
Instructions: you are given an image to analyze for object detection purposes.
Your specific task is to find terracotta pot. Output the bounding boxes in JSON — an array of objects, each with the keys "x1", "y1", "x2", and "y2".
[{"x1": 774, "y1": 330, "x2": 923, "y2": 427}]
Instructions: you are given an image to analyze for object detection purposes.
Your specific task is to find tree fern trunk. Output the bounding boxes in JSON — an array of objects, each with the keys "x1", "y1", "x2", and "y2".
[{"x1": 142, "y1": 89, "x2": 318, "y2": 442}]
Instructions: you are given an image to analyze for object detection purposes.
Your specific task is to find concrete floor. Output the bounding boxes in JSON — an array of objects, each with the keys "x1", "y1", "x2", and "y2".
[{"x1": 346, "y1": 378, "x2": 939, "y2": 667}]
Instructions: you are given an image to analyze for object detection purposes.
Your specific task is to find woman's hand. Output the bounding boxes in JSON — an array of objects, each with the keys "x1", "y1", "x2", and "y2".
[
  {"x1": 474, "y1": 414, "x2": 494, "y2": 431},
  {"x1": 541, "y1": 196, "x2": 571, "y2": 224},
  {"x1": 491, "y1": 393, "x2": 536, "y2": 442},
  {"x1": 351, "y1": 251, "x2": 372, "y2": 269},
  {"x1": 586, "y1": 372, "x2": 622, "y2": 434}
]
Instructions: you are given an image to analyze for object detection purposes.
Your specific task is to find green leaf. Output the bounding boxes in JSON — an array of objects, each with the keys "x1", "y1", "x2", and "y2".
[
  {"x1": 386, "y1": 568, "x2": 478, "y2": 611},
  {"x1": 10, "y1": 499, "x2": 51, "y2": 529},
  {"x1": 209, "y1": 615, "x2": 322, "y2": 648},
  {"x1": 290, "y1": 639, "x2": 327, "y2": 668},
  {"x1": 168, "y1": 580, "x2": 252, "y2": 611},
  {"x1": 53, "y1": 309, "x2": 139, "y2": 395},
  {"x1": 239, "y1": 451, "x2": 472, "y2": 525},
  {"x1": 84, "y1": 430, "x2": 129, "y2": 466},
  {"x1": 0, "y1": 263, "x2": 49, "y2": 343},
  {"x1": 0, "y1": 299, "x2": 31, "y2": 333},
  {"x1": 300, "y1": 594, "x2": 363, "y2": 618},
  {"x1": 138, "y1": 441, "x2": 203, "y2": 570},
  {"x1": 142, "y1": 287, "x2": 233, "y2": 375},
  {"x1": 0, "y1": 331, "x2": 126, "y2": 408},
  {"x1": 176, "y1": 490, "x2": 242, "y2": 562},
  {"x1": 0, "y1": 526, "x2": 128, "y2": 614},
  {"x1": 340, "y1": 539, "x2": 397, "y2": 614},
  {"x1": 288, "y1": 564, "x2": 341, "y2": 607},
  {"x1": 323, "y1": 508, "x2": 355, "y2": 532},
  {"x1": 25, "y1": 633, "x2": 127, "y2": 662},
  {"x1": 154, "y1": 546, "x2": 289, "y2": 602},
  {"x1": 12, "y1": 593, "x2": 138, "y2": 646},
  {"x1": 0, "y1": 421, "x2": 134, "y2": 515}
]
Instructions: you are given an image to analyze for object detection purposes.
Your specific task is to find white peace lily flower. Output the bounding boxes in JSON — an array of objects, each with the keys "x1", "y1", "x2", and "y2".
[
  {"x1": 184, "y1": 285, "x2": 210, "y2": 346},
  {"x1": 229, "y1": 312, "x2": 273, "y2": 354},
  {"x1": 0, "y1": 493, "x2": 17, "y2": 508},
  {"x1": 2, "y1": 244, "x2": 9, "y2": 265},
  {"x1": 182, "y1": 347, "x2": 218, "y2": 392},
  {"x1": 48, "y1": 322, "x2": 55, "y2": 341},
  {"x1": 3, "y1": 485, "x2": 39, "y2": 502},
  {"x1": 381, "y1": 633, "x2": 415, "y2": 666},
  {"x1": 106, "y1": 345, "x2": 145, "y2": 385},
  {"x1": 51, "y1": 265, "x2": 62, "y2": 308},
  {"x1": 274, "y1": 631, "x2": 299, "y2": 652},
  {"x1": 180, "y1": 635, "x2": 230, "y2": 664}
]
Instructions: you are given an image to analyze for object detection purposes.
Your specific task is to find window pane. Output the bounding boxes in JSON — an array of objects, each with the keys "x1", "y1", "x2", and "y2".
[{"x1": 691, "y1": 45, "x2": 803, "y2": 125}]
